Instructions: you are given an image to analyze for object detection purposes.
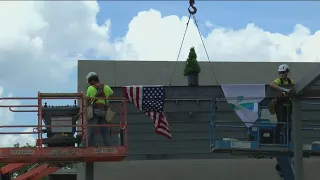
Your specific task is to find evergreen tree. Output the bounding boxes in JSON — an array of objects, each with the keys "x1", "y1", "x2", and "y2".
[{"x1": 183, "y1": 47, "x2": 201, "y2": 76}]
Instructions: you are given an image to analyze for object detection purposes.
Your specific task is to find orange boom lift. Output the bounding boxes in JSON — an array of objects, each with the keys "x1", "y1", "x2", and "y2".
[{"x1": 0, "y1": 92, "x2": 128, "y2": 180}]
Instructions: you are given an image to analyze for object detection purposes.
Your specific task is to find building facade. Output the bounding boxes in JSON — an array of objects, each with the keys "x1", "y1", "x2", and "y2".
[{"x1": 76, "y1": 60, "x2": 320, "y2": 180}]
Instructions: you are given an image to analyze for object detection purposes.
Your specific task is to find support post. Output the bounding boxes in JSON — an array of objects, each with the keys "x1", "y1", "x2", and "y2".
[
  {"x1": 85, "y1": 163, "x2": 94, "y2": 180},
  {"x1": 292, "y1": 96, "x2": 303, "y2": 180}
]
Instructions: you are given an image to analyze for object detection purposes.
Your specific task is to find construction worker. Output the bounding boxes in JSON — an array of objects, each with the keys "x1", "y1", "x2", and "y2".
[
  {"x1": 80, "y1": 72, "x2": 113, "y2": 147},
  {"x1": 270, "y1": 64, "x2": 294, "y2": 144}
]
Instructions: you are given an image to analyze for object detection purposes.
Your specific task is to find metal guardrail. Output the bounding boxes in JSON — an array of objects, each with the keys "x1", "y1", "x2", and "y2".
[{"x1": 209, "y1": 97, "x2": 320, "y2": 156}]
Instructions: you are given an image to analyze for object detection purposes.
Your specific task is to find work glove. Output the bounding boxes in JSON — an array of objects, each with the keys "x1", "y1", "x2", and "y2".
[{"x1": 282, "y1": 88, "x2": 291, "y2": 93}]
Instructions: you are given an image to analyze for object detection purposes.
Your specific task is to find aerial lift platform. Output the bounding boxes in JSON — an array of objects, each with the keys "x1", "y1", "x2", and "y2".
[
  {"x1": 0, "y1": 92, "x2": 128, "y2": 180},
  {"x1": 209, "y1": 97, "x2": 320, "y2": 180}
]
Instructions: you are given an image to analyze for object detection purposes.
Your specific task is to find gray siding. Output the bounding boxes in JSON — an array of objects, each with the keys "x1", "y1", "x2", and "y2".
[
  {"x1": 77, "y1": 61, "x2": 320, "y2": 157},
  {"x1": 76, "y1": 159, "x2": 320, "y2": 180},
  {"x1": 77, "y1": 60, "x2": 320, "y2": 179},
  {"x1": 94, "y1": 100, "x2": 214, "y2": 159},
  {"x1": 301, "y1": 99, "x2": 320, "y2": 143},
  {"x1": 91, "y1": 99, "x2": 320, "y2": 159}
]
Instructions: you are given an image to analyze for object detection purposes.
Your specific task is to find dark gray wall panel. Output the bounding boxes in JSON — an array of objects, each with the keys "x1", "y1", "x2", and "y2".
[
  {"x1": 76, "y1": 159, "x2": 320, "y2": 180},
  {"x1": 125, "y1": 112, "x2": 211, "y2": 124},
  {"x1": 92, "y1": 99, "x2": 320, "y2": 160},
  {"x1": 128, "y1": 131, "x2": 208, "y2": 141},
  {"x1": 109, "y1": 100, "x2": 231, "y2": 113},
  {"x1": 301, "y1": 111, "x2": 320, "y2": 121},
  {"x1": 128, "y1": 145, "x2": 207, "y2": 155},
  {"x1": 77, "y1": 61, "x2": 320, "y2": 179}
]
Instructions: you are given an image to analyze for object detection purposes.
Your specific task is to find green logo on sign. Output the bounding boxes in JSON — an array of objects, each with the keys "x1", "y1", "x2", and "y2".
[
  {"x1": 237, "y1": 96, "x2": 244, "y2": 103},
  {"x1": 229, "y1": 96, "x2": 255, "y2": 111}
]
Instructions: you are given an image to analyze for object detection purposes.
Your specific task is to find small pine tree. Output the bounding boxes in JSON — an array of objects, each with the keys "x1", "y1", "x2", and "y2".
[{"x1": 183, "y1": 47, "x2": 201, "y2": 76}]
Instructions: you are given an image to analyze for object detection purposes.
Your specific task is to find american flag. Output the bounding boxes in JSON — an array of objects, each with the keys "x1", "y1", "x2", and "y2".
[{"x1": 123, "y1": 85, "x2": 172, "y2": 139}]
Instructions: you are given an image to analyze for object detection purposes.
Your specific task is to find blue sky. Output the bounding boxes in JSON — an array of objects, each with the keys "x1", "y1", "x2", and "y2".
[
  {"x1": 97, "y1": 1, "x2": 320, "y2": 38},
  {"x1": 1, "y1": 1, "x2": 320, "y2": 146},
  {"x1": 10, "y1": 1, "x2": 319, "y2": 96}
]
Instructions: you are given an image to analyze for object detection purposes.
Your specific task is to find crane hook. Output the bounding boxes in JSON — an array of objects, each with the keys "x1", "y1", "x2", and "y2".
[
  {"x1": 189, "y1": 0, "x2": 195, "y2": 6},
  {"x1": 188, "y1": 0, "x2": 197, "y2": 15}
]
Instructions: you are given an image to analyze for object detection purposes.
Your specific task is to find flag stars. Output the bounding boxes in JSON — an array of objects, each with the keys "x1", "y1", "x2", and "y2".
[
  {"x1": 142, "y1": 86, "x2": 164, "y2": 113},
  {"x1": 125, "y1": 86, "x2": 171, "y2": 139}
]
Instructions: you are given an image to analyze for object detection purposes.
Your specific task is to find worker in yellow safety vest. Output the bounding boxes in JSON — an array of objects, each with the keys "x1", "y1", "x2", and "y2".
[
  {"x1": 270, "y1": 64, "x2": 294, "y2": 144},
  {"x1": 80, "y1": 72, "x2": 113, "y2": 147}
]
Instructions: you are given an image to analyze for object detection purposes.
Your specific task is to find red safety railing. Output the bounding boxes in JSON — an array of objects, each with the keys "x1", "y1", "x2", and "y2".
[{"x1": 0, "y1": 92, "x2": 128, "y2": 149}]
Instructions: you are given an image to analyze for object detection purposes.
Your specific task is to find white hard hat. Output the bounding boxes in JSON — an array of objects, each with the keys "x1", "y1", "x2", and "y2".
[
  {"x1": 85, "y1": 72, "x2": 98, "y2": 82},
  {"x1": 278, "y1": 64, "x2": 289, "y2": 72}
]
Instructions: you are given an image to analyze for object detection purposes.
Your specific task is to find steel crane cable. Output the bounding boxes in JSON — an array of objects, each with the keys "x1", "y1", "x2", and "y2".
[
  {"x1": 191, "y1": 14, "x2": 219, "y2": 86},
  {"x1": 168, "y1": 13, "x2": 192, "y2": 87},
  {"x1": 168, "y1": 0, "x2": 219, "y2": 87}
]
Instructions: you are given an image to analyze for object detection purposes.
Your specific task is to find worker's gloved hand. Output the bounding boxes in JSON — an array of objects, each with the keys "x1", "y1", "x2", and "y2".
[{"x1": 282, "y1": 88, "x2": 291, "y2": 93}]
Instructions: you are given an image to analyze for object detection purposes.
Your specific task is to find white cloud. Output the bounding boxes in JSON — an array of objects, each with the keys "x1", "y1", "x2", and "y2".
[
  {"x1": 0, "y1": 1, "x2": 115, "y2": 147},
  {"x1": 0, "y1": 128, "x2": 36, "y2": 147},
  {"x1": 0, "y1": 87, "x2": 34, "y2": 147},
  {"x1": 112, "y1": 9, "x2": 320, "y2": 62},
  {"x1": 0, "y1": 1, "x2": 112, "y2": 90},
  {"x1": 1, "y1": 2, "x2": 320, "y2": 146},
  {"x1": 205, "y1": 20, "x2": 213, "y2": 28},
  {"x1": 1, "y1": 2, "x2": 319, "y2": 90},
  {"x1": 0, "y1": 87, "x2": 21, "y2": 125}
]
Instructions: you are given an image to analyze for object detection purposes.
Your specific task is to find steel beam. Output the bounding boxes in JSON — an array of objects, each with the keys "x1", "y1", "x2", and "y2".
[
  {"x1": 295, "y1": 64, "x2": 320, "y2": 95},
  {"x1": 292, "y1": 97, "x2": 304, "y2": 180},
  {"x1": 112, "y1": 85, "x2": 297, "y2": 99},
  {"x1": 85, "y1": 163, "x2": 94, "y2": 180}
]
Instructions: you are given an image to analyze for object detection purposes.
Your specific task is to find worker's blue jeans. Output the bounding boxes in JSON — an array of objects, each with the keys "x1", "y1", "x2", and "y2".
[{"x1": 80, "y1": 113, "x2": 110, "y2": 147}]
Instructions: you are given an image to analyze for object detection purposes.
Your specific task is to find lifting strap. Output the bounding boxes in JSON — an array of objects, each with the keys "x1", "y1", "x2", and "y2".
[
  {"x1": 91, "y1": 84, "x2": 112, "y2": 137},
  {"x1": 92, "y1": 84, "x2": 107, "y2": 105}
]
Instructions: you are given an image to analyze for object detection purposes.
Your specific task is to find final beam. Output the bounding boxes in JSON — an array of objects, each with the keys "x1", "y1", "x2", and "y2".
[{"x1": 112, "y1": 85, "x2": 294, "y2": 99}]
